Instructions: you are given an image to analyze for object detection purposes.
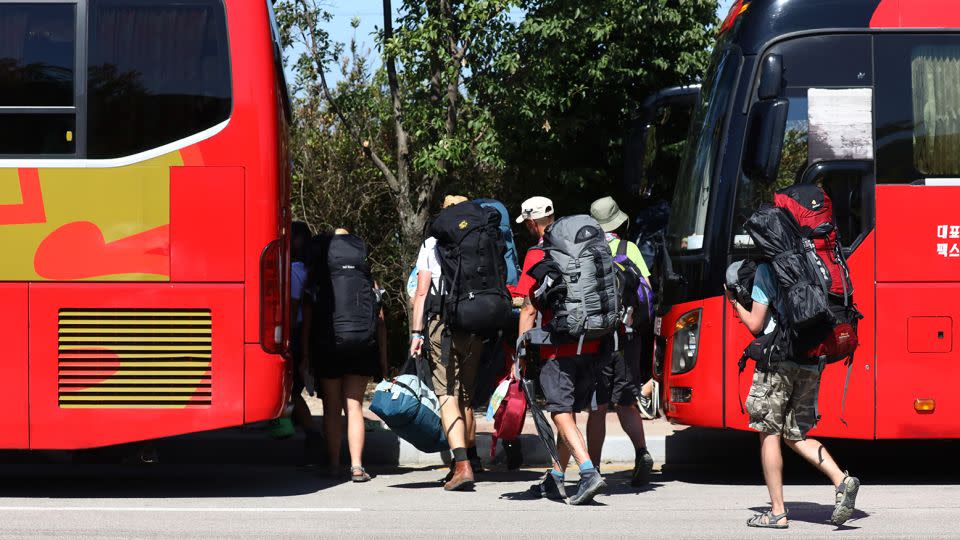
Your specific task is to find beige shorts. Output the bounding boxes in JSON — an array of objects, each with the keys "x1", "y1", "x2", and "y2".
[
  {"x1": 426, "y1": 318, "x2": 482, "y2": 405},
  {"x1": 745, "y1": 363, "x2": 822, "y2": 441}
]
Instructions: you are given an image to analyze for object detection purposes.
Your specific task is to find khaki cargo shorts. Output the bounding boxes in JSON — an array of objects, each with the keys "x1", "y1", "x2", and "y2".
[
  {"x1": 745, "y1": 363, "x2": 822, "y2": 441},
  {"x1": 426, "y1": 318, "x2": 482, "y2": 406}
]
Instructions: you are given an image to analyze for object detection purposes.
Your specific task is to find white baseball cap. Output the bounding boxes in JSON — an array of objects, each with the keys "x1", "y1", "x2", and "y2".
[{"x1": 516, "y1": 196, "x2": 554, "y2": 224}]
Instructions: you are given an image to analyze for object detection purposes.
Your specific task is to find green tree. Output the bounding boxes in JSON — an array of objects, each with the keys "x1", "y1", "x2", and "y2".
[{"x1": 480, "y1": 0, "x2": 718, "y2": 215}]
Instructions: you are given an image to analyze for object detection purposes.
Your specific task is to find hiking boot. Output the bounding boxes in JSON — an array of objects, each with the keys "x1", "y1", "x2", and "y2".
[
  {"x1": 831, "y1": 473, "x2": 860, "y2": 525},
  {"x1": 631, "y1": 449, "x2": 654, "y2": 487},
  {"x1": 443, "y1": 460, "x2": 475, "y2": 491},
  {"x1": 529, "y1": 470, "x2": 567, "y2": 500},
  {"x1": 568, "y1": 468, "x2": 605, "y2": 506}
]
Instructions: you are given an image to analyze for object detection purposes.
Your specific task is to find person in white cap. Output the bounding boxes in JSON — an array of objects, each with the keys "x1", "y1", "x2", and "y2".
[{"x1": 516, "y1": 197, "x2": 605, "y2": 505}]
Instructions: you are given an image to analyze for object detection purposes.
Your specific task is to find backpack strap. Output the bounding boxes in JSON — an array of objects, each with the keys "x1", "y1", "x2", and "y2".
[
  {"x1": 839, "y1": 353, "x2": 855, "y2": 427},
  {"x1": 615, "y1": 237, "x2": 629, "y2": 259}
]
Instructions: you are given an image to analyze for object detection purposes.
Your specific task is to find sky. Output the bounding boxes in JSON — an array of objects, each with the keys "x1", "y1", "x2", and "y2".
[{"x1": 312, "y1": 0, "x2": 737, "y2": 82}]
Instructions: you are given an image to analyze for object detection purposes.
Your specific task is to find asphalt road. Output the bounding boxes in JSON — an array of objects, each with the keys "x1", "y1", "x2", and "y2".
[{"x1": 0, "y1": 438, "x2": 957, "y2": 540}]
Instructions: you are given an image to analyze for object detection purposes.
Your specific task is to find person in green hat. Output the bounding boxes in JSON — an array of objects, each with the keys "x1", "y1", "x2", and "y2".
[{"x1": 588, "y1": 196, "x2": 656, "y2": 487}]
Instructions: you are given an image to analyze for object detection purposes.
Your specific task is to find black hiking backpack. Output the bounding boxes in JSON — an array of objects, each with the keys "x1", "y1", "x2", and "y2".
[
  {"x1": 327, "y1": 234, "x2": 379, "y2": 352},
  {"x1": 429, "y1": 202, "x2": 512, "y2": 335}
]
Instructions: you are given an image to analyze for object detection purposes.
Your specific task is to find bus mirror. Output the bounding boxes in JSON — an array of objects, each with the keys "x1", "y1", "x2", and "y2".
[
  {"x1": 758, "y1": 54, "x2": 783, "y2": 99},
  {"x1": 744, "y1": 98, "x2": 789, "y2": 185}
]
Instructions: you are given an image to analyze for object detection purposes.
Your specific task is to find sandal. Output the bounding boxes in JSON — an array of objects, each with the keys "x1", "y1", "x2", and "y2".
[
  {"x1": 350, "y1": 466, "x2": 371, "y2": 483},
  {"x1": 747, "y1": 510, "x2": 789, "y2": 529}
]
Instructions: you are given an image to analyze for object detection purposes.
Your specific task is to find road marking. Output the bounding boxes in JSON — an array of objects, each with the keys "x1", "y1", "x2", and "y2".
[{"x1": 0, "y1": 506, "x2": 360, "y2": 513}]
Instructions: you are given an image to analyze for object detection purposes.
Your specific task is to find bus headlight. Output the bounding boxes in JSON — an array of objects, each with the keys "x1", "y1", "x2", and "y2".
[{"x1": 671, "y1": 309, "x2": 702, "y2": 375}]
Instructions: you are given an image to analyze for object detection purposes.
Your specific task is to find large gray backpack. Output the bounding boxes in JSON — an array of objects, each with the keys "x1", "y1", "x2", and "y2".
[{"x1": 540, "y1": 215, "x2": 621, "y2": 351}]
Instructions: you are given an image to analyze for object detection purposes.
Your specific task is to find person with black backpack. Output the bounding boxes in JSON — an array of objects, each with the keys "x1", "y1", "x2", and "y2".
[
  {"x1": 302, "y1": 228, "x2": 388, "y2": 482},
  {"x1": 731, "y1": 185, "x2": 861, "y2": 529},
  {"x1": 409, "y1": 195, "x2": 511, "y2": 491},
  {"x1": 588, "y1": 196, "x2": 655, "y2": 487}
]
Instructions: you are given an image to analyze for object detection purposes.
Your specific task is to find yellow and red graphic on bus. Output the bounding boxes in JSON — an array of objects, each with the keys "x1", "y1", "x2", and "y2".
[{"x1": 0, "y1": 151, "x2": 184, "y2": 281}]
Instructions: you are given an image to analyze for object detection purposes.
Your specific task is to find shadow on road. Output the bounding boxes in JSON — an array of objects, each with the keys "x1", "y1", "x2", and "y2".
[{"x1": 665, "y1": 427, "x2": 960, "y2": 486}]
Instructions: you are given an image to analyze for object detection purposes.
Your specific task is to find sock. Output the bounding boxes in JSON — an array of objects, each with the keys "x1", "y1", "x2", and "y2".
[
  {"x1": 452, "y1": 447, "x2": 468, "y2": 463},
  {"x1": 550, "y1": 469, "x2": 565, "y2": 480},
  {"x1": 579, "y1": 460, "x2": 595, "y2": 472},
  {"x1": 467, "y1": 446, "x2": 478, "y2": 460}
]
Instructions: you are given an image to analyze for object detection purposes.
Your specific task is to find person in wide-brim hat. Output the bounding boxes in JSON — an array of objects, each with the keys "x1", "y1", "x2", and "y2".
[{"x1": 589, "y1": 196, "x2": 629, "y2": 233}]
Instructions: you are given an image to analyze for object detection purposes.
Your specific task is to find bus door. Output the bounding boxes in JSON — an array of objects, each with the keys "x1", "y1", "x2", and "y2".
[{"x1": 725, "y1": 35, "x2": 876, "y2": 439}]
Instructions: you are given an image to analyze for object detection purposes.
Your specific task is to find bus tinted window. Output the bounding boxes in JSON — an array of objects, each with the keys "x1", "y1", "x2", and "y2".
[
  {"x1": 669, "y1": 49, "x2": 741, "y2": 252},
  {"x1": 877, "y1": 36, "x2": 960, "y2": 182},
  {"x1": 0, "y1": 3, "x2": 75, "y2": 107},
  {"x1": 0, "y1": 113, "x2": 74, "y2": 154},
  {"x1": 87, "y1": 0, "x2": 231, "y2": 159}
]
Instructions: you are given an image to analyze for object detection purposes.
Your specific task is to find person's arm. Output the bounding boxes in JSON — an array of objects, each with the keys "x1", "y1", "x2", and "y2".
[
  {"x1": 729, "y1": 291, "x2": 769, "y2": 336},
  {"x1": 518, "y1": 297, "x2": 537, "y2": 338},
  {"x1": 409, "y1": 270, "x2": 432, "y2": 357}
]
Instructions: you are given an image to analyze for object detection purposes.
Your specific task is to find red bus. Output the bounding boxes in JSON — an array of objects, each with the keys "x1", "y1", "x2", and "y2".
[
  {"x1": 656, "y1": 0, "x2": 960, "y2": 440},
  {"x1": 0, "y1": 0, "x2": 291, "y2": 449}
]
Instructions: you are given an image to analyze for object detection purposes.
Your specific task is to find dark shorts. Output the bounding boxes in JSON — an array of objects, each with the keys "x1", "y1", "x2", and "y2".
[
  {"x1": 539, "y1": 354, "x2": 600, "y2": 414},
  {"x1": 596, "y1": 336, "x2": 643, "y2": 407},
  {"x1": 311, "y1": 344, "x2": 381, "y2": 380}
]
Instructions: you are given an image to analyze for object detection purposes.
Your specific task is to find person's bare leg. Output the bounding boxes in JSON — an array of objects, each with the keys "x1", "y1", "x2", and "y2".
[
  {"x1": 617, "y1": 404, "x2": 648, "y2": 450},
  {"x1": 320, "y1": 378, "x2": 344, "y2": 469},
  {"x1": 760, "y1": 433, "x2": 788, "y2": 524},
  {"x1": 439, "y1": 396, "x2": 467, "y2": 449},
  {"x1": 587, "y1": 406, "x2": 607, "y2": 465},
  {"x1": 555, "y1": 416, "x2": 573, "y2": 473},
  {"x1": 552, "y1": 412, "x2": 590, "y2": 465},
  {"x1": 292, "y1": 392, "x2": 314, "y2": 431},
  {"x1": 342, "y1": 375, "x2": 370, "y2": 469},
  {"x1": 640, "y1": 379, "x2": 654, "y2": 397},
  {"x1": 463, "y1": 404, "x2": 477, "y2": 448},
  {"x1": 784, "y1": 437, "x2": 846, "y2": 487}
]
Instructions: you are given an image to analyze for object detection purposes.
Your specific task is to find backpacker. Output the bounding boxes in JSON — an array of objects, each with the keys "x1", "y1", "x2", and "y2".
[
  {"x1": 474, "y1": 198, "x2": 521, "y2": 287},
  {"x1": 429, "y1": 201, "x2": 512, "y2": 335},
  {"x1": 612, "y1": 237, "x2": 654, "y2": 333},
  {"x1": 537, "y1": 215, "x2": 621, "y2": 349},
  {"x1": 327, "y1": 234, "x2": 378, "y2": 352},
  {"x1": 370, "y1": 356, "x2": 448, "y2": 453},
  {"x1": 737, "y1": 184, "x2": 862, "y2": 423}
]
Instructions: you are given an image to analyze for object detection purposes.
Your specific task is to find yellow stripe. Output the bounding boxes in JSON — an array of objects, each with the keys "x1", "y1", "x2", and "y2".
[
  {"x1": 59, "y1": 344, "x2": 211, "y2": 351},
  {"x1": 59, "y1": 361, "x2": 210, "y2": 367},
  {"x1": 59, "y1": 404, "x2": 204, "y2": 409},
  {"x1": 60, "y1": 311, "x2": 210, "y2": 317},
  {"x1": 60, "y1": 395, "x2": 209, "y2": 402},
  {"x1": 59, "y1": 328, "x2": 212, "y2": 335},
  {"x1": 59, "y1": 336, "x2": 212, "y2": 343},
  {"x1": 59, "y1": 378, "x2": 210, "y2": 385},
  {"x1": 59, "y1": 320, "x2": 211, "y2": 326},
  {"x1": 59, "y1": 370, "x2": 211, "y2": 376},
  {"x1": 60, "y1": 387, "x2": 210, "y2": 394},
  {"x1": 59, "y1": 353, "x2": 212, "y2": 359}
]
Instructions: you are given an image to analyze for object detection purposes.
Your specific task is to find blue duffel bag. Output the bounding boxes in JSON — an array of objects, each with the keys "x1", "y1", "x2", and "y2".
[{"x1": 370, "y1": 357, "x2": 448, "y2": 454}]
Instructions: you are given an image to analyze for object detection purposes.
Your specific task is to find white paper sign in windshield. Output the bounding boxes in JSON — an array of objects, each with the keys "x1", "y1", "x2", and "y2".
[{"x1": 807, "y1": 88, "x2": 874, "y2": 162}]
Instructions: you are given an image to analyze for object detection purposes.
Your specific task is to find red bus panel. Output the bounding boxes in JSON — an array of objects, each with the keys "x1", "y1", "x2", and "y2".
[
  {"x1": 29, "y1": 284, "x2": 244, "y2": 449},
  {"x1": 0, "y1": 285, "x2": 28, "y2": 449}
]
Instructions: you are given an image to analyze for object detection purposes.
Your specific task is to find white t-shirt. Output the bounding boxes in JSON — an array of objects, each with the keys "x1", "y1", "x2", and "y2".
[
  {"x1": 291, "y1": 260, "x2": 307, "y2": 326},
  {"x1": 416, "y1": 237, "x2": 443, "y2": 292}
]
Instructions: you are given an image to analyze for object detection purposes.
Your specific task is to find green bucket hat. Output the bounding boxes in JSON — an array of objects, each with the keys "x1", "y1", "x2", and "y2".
[{"x1": 590, "y1": 196, "x2": 628, "y2": 233}]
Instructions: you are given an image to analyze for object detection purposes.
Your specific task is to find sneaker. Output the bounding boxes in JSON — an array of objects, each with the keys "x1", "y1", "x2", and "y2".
[
  {"x1": 638, "y1": 381, "x2": 660, "y2": 419},
  {"x1": 831, "y1": 473, "x2": 860, "y2": 525},
  {"x1": 631, "y1": 449, "x2": 654, "y2": 487},
  {"x1": 529, "y1": 470, "x2": 567, "y2": 500},
  {"x1": 568, "y1": 468, "x2": 605, "y2": 506}
]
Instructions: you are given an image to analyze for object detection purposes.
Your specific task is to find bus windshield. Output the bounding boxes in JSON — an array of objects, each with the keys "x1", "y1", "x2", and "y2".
[{"x1": 668, "y1": 49, "x2": 741, "y2": 252}]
